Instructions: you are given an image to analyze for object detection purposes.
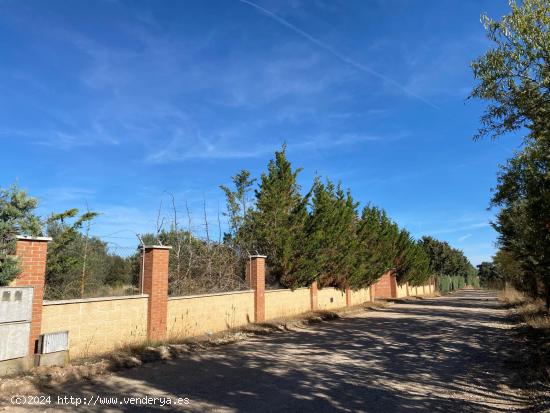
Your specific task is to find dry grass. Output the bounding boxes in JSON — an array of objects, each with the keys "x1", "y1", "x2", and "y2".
[
  {"x1": 499, "y1": 287, "x2": 550, "y2": 329},
  {"x1": 518, "y1": 301, "x2": 550, "y2": 330},
  {"x1": 498, "y1": 287, "x2": 550, "y2": 396},
  {"x1": 498, "y1": 286, "x2": 528, "y2": 306}
]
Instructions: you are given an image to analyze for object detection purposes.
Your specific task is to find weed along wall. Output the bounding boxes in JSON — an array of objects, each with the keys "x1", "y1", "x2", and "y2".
[
  {"x1": 167, "y1": 291, "x2": 254, "y2": 339},
  {"x1": 41, "y1": 295, "x2": 148, "y2": 358},
  {"x1": 1, "y1": 239, "x2": 435, "y2": 374}
]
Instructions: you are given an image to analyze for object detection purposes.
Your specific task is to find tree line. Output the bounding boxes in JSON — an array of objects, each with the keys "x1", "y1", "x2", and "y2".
[
  {"x1": 219, "y1": 146, "x2": 476, "y2": 291},
  {"x1": 470, "y1": 0, "x2": 550, "y2": 308},
  {"x1": 1, "y1": 153, "x2": 478, "y2": 299},
  {"x1": 0, "y1": 184, "x2": 137, "y2": 299}
]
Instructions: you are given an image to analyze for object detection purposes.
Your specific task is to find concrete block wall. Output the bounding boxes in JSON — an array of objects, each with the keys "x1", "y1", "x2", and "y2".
[
  {"x1": 167, "y1": 291, "x2": 254, "y2": 339},
  {"x1": 41, "y1": 295, "x2": 148, "y2": 358},
  {"x1": 350, "y1": 287, "x2": 372, "y2": 305},
  {"x1": 265, "y1": 288, "x2": 310, "y2": 320},
  {"x1": 396, "y1": 283, "x2": 408, "y2": 298},
  {"x1": 317, "y1": 287, "x2": 347, "y2": 310},
  {"x1": 373, "y1": 271, "x2": 434, "y2": 300},
  {"x1": 10, "y1": 239, "x2": 437, "y2": 363}
]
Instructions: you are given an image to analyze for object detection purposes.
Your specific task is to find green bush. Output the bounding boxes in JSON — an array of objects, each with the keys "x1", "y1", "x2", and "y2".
[
  {"x1": 438, "y1": 275, "x2": 451, "y2": 293},
  {"x1": 438, "y1": 274, "x2": 470, "y2": 294}
]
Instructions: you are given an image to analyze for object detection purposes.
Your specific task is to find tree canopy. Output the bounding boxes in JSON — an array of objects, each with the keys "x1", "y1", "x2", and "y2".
[
  {"x1": 471, "y1": 0, "x2": 550, "y2": 307},
  {"x1": 0, "y1": 184, "x2": 42, "y2": 285},
  {"x1": 223, "y1": 146, "x2": 471, "y2": 291},
  {"x1": 470, "y1": 0, "x2": 550, "y2": 141}
]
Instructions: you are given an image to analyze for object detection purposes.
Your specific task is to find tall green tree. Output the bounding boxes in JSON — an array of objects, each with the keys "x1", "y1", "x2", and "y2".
[
  {"x1": 394, "y1": 233, "x2": 431, "y2": 286},
  {"x1": 351, "y1": 206, "x2": 397, "y2": 288},
  {"x1": 0, "y1": 184, "x2": 42, "y2": 285},
  {"x1": 471, "y1": 0, "x2": 549, "y2": 307},
  {"x1": 493, "y1": 249, "x2": 526, "y2": 290},
  {"x1": 491, "y1": 135, "x2": 550, "y2": 306},
  {"x1": 240, "y1": 145, "x2": 309, "y2": 287},
  {"x1": 419, "y1": 236, "x2": 454, "y2": 277},
  {"x1": 470, "y1": 0, "x2": 550, "y2": 141},
  {"x1": 419, "y1": 235, "x2": 477, "y2": 288},
  {"x1": 477, "y1": 261, "x2": 502, "y2": 288},
  {"x1": 45, "y1": 208, "x2": 101, "y2": 298},
  {"x1": 220, "y1": 170, "x2": 256, "y2": 241},
  {"x1": 297, "y1": 179, "x2": 358, "y2": 289}
]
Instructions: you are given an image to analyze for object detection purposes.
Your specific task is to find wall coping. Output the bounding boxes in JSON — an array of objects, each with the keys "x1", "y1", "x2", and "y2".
[
  {"x1": 248, "y1": 254, "x2": 267, "y2": 258},
  {"x1": 43, "y1": 294, "x2": 149, "y2": 306},
  {"x1": 168, "y1": 289, "x2": 254, "y2": 301},
  {"x1": 16, "y1": 235, "x2": 53, "y2": 242},
  {"x1": 140, "y1": 245, "x2": 172, "y2": 250},
  {"x1": 0, "y1": 286, "x2": 33, "y2": 290},
  {"x1": 265, "y1": 287, "x2": 309, "y2": 293}
]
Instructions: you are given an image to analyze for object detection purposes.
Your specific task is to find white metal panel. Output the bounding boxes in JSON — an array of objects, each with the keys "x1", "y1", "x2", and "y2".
[
  {"x1": 0, "y1": 322, "x2": 30, "y2": 361},
  {"x1": 0, "y1": 287, "x2": 33, "y2": 323},
  {"x1": 41, "y1": 331, "x2": 69, "y2": 354}
]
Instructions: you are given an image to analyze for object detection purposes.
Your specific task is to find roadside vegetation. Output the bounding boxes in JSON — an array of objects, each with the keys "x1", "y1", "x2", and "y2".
[
  {"x1": 499, "y1": 287, "x2": 550, "y2": 390},
  {"x1": 470, "y1": 0, "x2": 549, "y2": 395},
  {"x1": 470, "y1": 0, "x2": 550, "y2": 310}
]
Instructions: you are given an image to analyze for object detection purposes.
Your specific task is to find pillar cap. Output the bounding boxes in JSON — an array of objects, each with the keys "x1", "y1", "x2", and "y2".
[
  {"x1": 16, "y1": 235, "x2": 53, "y2": 242},
  {"x1": 139, "y1": 245, "x2": 172, "y2": 250},
  {"x1": 249, "y1": 254, "x2": 267, "y2": 259}
]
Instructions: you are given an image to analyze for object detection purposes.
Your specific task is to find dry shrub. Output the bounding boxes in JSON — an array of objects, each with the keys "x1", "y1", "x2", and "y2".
[
  {"x1": 499, "y1": 287, "x2": 549, "y2": 329},
  {"x1": 516, "y1": 300, "x2": 550, "y2": 330},
  {"x1": 499, "y1": 287, "x2": 550, "y2": 391},
  {"x1": 498, "y1": 286, "x2": 527, "y2": 305}
]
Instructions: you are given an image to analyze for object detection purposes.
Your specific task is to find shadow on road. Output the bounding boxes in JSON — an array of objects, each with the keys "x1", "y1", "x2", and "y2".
[{"x1": 32, "y1": 290, "x2": 546, "y2": 412}]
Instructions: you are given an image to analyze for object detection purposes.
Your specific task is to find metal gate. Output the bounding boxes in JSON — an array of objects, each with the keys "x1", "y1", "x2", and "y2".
[{"x1": 0, "y1": 287, "x2": 33, "y2": 361}]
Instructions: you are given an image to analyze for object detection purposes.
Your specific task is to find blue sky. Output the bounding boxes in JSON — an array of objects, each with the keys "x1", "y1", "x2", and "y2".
[{"x1": 1, "y1": 0, "x2": 520, "y2": 263}]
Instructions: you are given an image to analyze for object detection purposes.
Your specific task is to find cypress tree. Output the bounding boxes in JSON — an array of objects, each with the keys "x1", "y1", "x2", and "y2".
[
  {"x1": 243, "y1": 145, "x2": 309, "y2": 287},
  {"x1": 300, "y1": 179, "x2": 358, "y2": 289},
  {"x1": 352, "y1": 206, "x2": 397, "y2": 289}
]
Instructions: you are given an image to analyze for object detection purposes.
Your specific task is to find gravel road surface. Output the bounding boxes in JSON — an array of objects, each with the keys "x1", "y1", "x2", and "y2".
[{"x1": 3, "y1": 290, "x2": 538, "y2": 412}]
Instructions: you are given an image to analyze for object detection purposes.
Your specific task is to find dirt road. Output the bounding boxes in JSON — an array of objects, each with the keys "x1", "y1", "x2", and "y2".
[{"x1": 3, "y1": 290, "x2": 540, "y2": 412}]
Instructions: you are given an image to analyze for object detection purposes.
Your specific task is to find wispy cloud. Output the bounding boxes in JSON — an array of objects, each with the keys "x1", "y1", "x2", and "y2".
[
  {"x1": 238, "y1": 0, "x2": 439, "y2": 109},
  {"x1": 426, "y1": 221, "x2": 490, "y2": 236},
  {"x1": 457, "y1": 233, "x2": 472, "y2": 243},
  {"x1": 37, "y1": 187, "x2": 97, "y2": 206},
  {"x1": 146, "y1": 132, "x2": 384, "y2": 163}
]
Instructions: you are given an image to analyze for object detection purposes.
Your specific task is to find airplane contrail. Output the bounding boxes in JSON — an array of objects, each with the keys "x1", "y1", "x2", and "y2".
[{"x1": 238, "y1": 0, "x2": 439, "y2": 110}]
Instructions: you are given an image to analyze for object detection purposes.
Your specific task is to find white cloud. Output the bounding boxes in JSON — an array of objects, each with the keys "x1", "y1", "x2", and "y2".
[
  {"x1": 425, "y1": 222, "x2": 490, "y2": 236},
  {"x1": 457, "y1": 233, "x2": 472, "y2": 243},
  {"x1": 146, "y1": 132, "x2": 384, "y2": 163},
  {"x1": 238, "y1": 0, "x2": 439, "y2": 109}
]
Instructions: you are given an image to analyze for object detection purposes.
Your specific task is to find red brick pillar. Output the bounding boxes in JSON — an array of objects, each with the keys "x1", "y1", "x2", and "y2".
[
  {"x1": 246, "y1": 255, "x2": 266, "y2": 323},
  {"x1": 310, "y1": 281, "x2": 318, "y2": 311},
  {"x1": 390, "y1": 273, "x2": 398, "y2": 298},
  {"x1": 345, "y1": 287, "x2": 351, "y2": 307},
  {"x1": 15, "y1": 236, "x2": 52, "y2": 354},
  {"x1": 141, "y1": 245, "x2": 171, "y2": 342}
]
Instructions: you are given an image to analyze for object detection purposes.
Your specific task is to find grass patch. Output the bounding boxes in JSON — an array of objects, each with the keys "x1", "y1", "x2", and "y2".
[{"x1": 498, "y1": 287, "x2": 550, "y2": 393}]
